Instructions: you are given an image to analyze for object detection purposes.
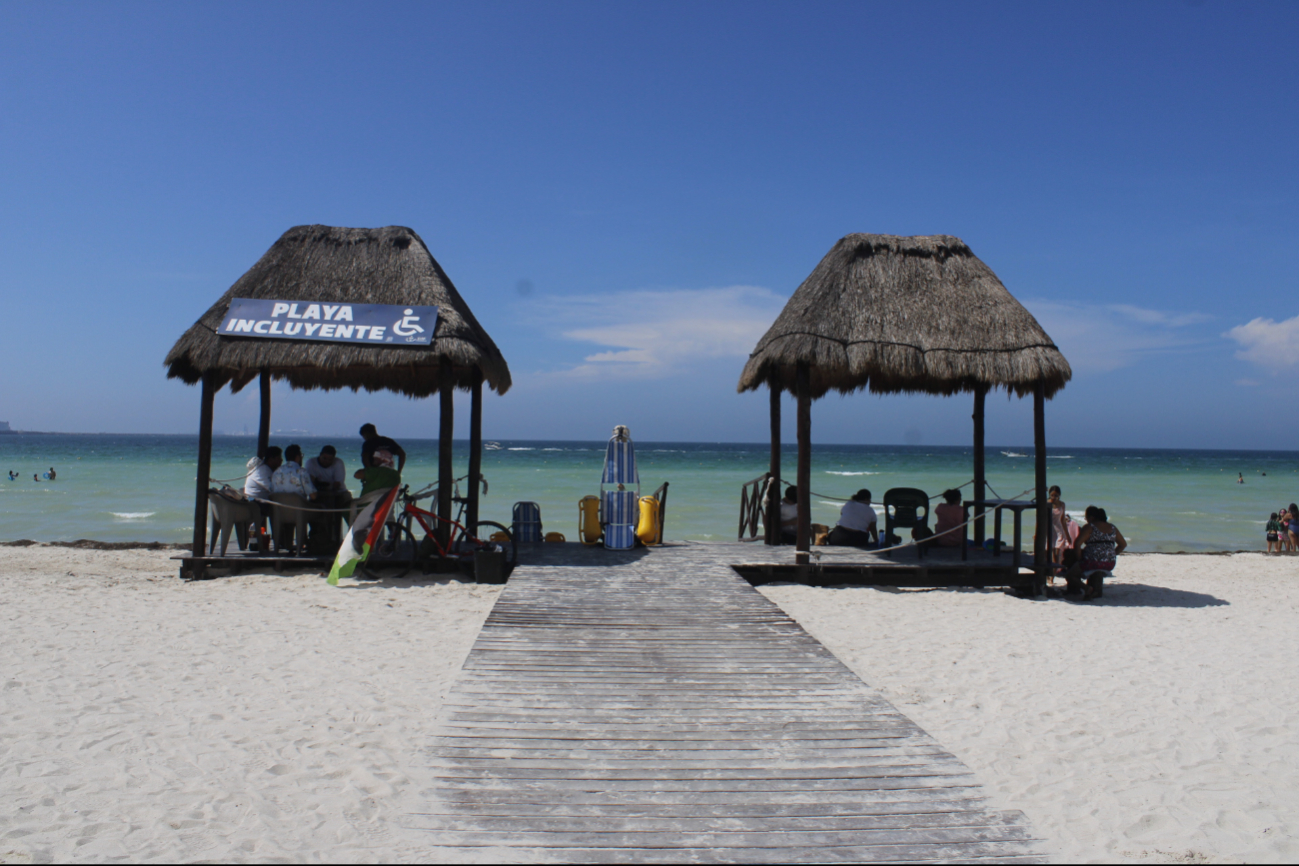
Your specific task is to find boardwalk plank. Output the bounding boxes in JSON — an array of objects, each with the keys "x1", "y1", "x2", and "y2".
[{"x1": 413, "y1": 542, "x2": 1043, "y2": 862}]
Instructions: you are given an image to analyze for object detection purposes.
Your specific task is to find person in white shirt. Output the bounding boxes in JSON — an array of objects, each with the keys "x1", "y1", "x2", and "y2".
[
  {"x1": 779, "y1": 485, "x2": 800, "y2": 543},
  {"x1": 306, "y1": 445, "x2": 346, "y2": 494},
  {"x1": 828, "y1": 489, "x2": 878, "y2": 547},
  {"x1": 244, "y1": 446, "x2": 281, "y2": 516}
]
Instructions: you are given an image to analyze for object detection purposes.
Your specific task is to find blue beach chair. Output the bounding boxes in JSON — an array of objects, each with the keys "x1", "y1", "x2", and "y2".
[
  {"x1": 512, "y1": 501, "x2": 543, "y2": 543},
  {"x1": 600, "y1": 426, "x2": 639, "y2": 550}
]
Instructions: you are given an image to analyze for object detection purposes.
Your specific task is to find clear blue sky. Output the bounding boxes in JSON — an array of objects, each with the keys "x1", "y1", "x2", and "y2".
[{"x1": 2, "y1": 1, "x2": 1296, "y2": 449}]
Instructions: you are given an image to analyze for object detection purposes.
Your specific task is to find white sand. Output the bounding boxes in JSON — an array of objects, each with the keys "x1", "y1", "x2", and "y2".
[
  {"x1": 3, "y1": 549, "x2": 1296, "y2": 863},
  {"x1": 760, "y1": 553, "x2": 1299, "y2": 864},
  {"x1": 0, "y1": 547, "x2": 499, "y2": 863}
]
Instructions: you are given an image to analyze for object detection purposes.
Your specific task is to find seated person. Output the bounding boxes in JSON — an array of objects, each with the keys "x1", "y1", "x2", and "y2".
[
  {"x1": 272, "y1": 444, "x2": 317, "y2": 501},
  {"x1": 779, "y1": 485, "x2": 799, "y2": 544},
  {"x1": 244, "y1": 446, "x2": 282, "y2": 518},
  {"x1": 1064, "y1": 506, "x2": 1127, "y2": 600},
  {"x1": 827, "y1": 489, "x2": 878, "y2": 547},
  {"x1": 932, "y1": 489, "x2": 966, "y2": 547},
  {"x1": 306, "y1": 445, "x2": 349, "y2": 498}
]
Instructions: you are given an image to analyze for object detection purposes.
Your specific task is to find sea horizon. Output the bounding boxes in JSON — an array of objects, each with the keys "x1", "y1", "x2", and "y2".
[{"x1": 2, "y1": 432, "x2": 1295, "y2": 553}]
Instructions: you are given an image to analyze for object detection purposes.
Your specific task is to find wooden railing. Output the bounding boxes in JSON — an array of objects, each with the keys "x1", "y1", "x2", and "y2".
[{"x1": 738, "y1": 473, "x2": 772, "y2": 541}]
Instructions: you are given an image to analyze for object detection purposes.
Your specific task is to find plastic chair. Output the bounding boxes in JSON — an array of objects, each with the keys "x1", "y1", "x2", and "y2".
[
  {"x1": 513, "y1": 501, "x2": 543, "y2": 542},
  {"x1": 883, "y1": 488, "x2": 929, "y2": 558},
  {"x1": 270, "y1": 493, "x2": 310, "y2": 554},
  {"x1": 207, "y1": 489, "x2": 260, "y2": 556}
]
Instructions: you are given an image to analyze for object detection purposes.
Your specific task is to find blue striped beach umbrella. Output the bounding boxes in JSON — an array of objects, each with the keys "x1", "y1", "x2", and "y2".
[
  {"x1": 600, "y1": 426, "x2": 639, "y2": 549},
  {"x1": 601, "y1": 426, "x2": 639, "y2": 486}
]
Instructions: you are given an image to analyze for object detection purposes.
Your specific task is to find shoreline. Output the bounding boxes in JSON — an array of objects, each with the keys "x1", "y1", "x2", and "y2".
[{"x1": 0, "y1": 538, "x2": 1281, "y2": 557}]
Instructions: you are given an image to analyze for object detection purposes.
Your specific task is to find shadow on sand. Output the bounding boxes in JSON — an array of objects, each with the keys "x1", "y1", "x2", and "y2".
[{"x1": 1056, "y1": 582, "x2": 1229, "y2": 609}]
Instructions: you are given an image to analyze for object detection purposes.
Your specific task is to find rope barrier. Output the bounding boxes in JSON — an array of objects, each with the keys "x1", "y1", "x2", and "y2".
[{"x1": 812, "y1": 487, "x2": 1036, "y2": 556}]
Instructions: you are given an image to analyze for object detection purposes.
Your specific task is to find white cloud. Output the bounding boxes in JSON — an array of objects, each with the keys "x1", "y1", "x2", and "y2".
[
  {"x1": 1225, "y1": 316, "x2": 1299, "y2": 368},
  {"x1": 1024, "y1": 299, "x2": 1213, "y2": 373},
  {"x1": 532, "y1": 286, "x2": 786, "y2": 380}
]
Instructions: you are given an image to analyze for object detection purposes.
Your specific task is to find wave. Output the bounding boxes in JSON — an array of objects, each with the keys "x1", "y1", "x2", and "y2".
[
  {"x1": 111, "y1": 512, "x2": 155, "y2": 519},
  {"x1": 507, "y1": 447, "x2": 534, "y2": 451},
  {"x1": 1047, "y1": 455, "x2": 1074, "y2": 459},
  {"x1": 826, "y1": 470, "x2": 878, "y2": 476}
]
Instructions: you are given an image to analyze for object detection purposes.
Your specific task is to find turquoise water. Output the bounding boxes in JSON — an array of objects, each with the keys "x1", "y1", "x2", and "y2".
[{"x1": 0, "y1": 434, "x2": 1295, "y2": 552}]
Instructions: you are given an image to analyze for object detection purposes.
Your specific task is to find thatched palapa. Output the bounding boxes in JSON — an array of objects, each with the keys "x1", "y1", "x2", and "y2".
[
  {"x1": 741, "y1": 233, "x2": 1070, "y2": 589},
  {"x1": 738, "y1": 234, "x2": 1069, "y2": 399},
  {"x1": 165, "y1": 225, "x2": 511, "y2": 397}
]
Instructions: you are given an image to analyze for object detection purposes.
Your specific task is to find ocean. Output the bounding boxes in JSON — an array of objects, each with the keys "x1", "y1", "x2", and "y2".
[{"x1": 0, "y1": 433, "x2": 1294, "y2": 552}]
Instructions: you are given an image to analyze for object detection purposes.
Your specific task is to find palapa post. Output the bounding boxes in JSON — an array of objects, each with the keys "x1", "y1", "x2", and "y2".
[
  {"x1": 166, "y1": 225, "x2": 511, "y2": 573},
  {"x1": 739, "y1": 234, "x2": 1070, "y2": 585},
  {"x1": 767, "y1": 385, "x2": 781, "y2": 545}
]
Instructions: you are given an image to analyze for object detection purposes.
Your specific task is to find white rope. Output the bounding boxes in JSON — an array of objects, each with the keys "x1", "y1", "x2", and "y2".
[{"x1": 819, "y1": 487, "x2": 1036, "y2": 556}]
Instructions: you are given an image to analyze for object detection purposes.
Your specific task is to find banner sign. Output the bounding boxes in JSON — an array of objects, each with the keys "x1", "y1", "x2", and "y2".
[{"x1": 218, "y1": 298, "x2": 438, "y2": 346}]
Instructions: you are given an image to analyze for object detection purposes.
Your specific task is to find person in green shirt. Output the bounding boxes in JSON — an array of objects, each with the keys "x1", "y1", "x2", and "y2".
[{"x1": 1266, "y1": 512, "x2": 1282, "y2": 554}]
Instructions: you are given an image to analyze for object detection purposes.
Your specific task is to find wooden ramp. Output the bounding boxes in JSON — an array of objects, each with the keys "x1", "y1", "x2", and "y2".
[{"x1": 408, "y1": 544, "x2": 1043, "y2": 863}]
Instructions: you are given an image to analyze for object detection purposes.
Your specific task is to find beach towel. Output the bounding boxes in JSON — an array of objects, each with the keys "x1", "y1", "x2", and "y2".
[{"x1": 328, "y1": 485, "x2": 399, "y2": 585}]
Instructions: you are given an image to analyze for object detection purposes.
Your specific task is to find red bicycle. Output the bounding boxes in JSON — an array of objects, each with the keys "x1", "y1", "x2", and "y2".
[{"x1": 359, "y1": 483, "x2": 516, "y2": 579}]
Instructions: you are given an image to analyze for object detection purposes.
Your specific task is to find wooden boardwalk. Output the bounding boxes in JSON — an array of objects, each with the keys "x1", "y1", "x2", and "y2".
[{"x1": 408, "y1": 543, "x2": 1043, "y2": 862}]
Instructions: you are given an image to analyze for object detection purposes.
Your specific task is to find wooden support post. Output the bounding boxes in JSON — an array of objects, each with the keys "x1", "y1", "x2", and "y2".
[
  {"x1": 767, "y1": 384, "x2": 781, "y2": 545},
  {"x1": 795, "y1": 362, "x2": 811, "y2": 566},
  {"x1": 1033, "y1": 381, "x2": 1048, "y2": 594},
  {"x1": 973, "y1": 385, "x2": 987, "y2": 545},
  {"x1": 192, "y1": 373, "x2": 216, "y2": 559},
  {"x1": 257, "y1": 369, "x2": 272, "y2": 459},
  {"x1": 467, "y1": 368, "x2": 483, "y2": 533},
  {"x1": 438, "y1": 371, "x2": 455, "y2": 547}
]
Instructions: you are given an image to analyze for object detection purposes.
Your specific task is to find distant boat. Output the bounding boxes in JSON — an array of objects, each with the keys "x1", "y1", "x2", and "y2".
[{"x1": 484, "y1": 441, "x2": 503, "y2": 451}]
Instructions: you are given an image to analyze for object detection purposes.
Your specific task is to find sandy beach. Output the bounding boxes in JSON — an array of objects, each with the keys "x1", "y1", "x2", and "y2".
[{"x1": 2, "y1": 546, "x2": 1296, "y2": 863}]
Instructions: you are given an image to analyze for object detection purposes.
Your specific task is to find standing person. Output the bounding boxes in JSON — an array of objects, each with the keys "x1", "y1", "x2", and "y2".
[
  {"x1": 1047, "y1": 485, "x2": 1075, "y2": 578},
  {"x1": 359, "y1": 423, "x2": 406, "y2": 473},
  {"x1": 827, "y1": 489, "x2": 878, "y2": 547},
  {"x1": 1266, "y1": 512, "x2": 1283, "y2": 554},
  {"x1": 47, "y1": 467, "x2": 56, "y2": 480},
  {"x1": 1287, "y1": 504, "x2": 1299, "y2": 554}
]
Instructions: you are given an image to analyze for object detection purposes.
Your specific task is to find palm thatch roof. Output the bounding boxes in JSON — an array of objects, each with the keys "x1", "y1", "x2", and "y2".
[
  {"x1": 165, "y1": 225, "x2": 511, "y2": 397},
  {"x1": 738, "y1": 234, "x2": 1070, "y2": 399}
]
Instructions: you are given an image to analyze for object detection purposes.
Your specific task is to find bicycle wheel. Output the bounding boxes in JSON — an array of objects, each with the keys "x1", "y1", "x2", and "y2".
[
  {"x1": 357, "y1": 519, "x2": 419, "y2": 580},
  {"x1": 470, "y1": 521, "x2": 517, "y2": 568}
]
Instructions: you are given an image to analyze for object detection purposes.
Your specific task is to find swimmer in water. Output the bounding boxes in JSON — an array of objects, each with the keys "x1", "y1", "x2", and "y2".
[
  {"x1": 48, "y1": 467, "x2": 55, "y2": 480},
  {"x1": 33, "y1": 473, "x2": 39, "y2": 482}
]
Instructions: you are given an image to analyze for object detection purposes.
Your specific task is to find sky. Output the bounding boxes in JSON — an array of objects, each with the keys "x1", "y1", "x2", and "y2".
[{"x1": 2, "y1": 0, "x2": 1297, "y2": 449}]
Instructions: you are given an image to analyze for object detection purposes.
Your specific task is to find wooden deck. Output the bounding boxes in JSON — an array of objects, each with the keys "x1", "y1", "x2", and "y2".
[{"x1": 407, "y1": 542, "x2": 1044, "y2": 862}]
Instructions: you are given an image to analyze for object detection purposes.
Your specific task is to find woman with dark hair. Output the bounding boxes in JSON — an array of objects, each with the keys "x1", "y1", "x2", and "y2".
[
  {"x1": 1065, "y1": 505, "x2": 1127, "y2": 600},
  {"x1": 1287, "y1": 503, "x2": 1299, "y2": 553},
  {"x1": 932, "y1": 489, "x2": 965, "y2": 547}
]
